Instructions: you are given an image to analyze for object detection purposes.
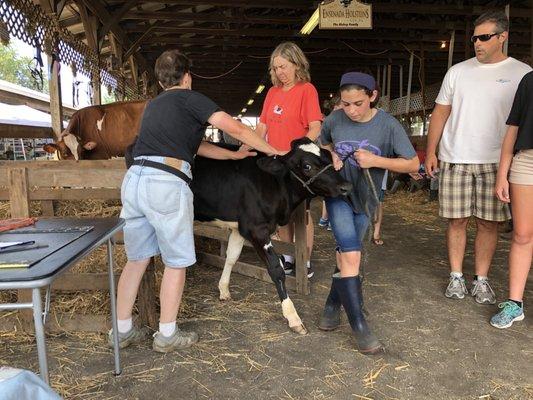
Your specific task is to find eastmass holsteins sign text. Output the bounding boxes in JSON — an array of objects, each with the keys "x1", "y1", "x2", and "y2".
[{"x1": 319, "y1": 0, "x2": 372, "y2": 30}]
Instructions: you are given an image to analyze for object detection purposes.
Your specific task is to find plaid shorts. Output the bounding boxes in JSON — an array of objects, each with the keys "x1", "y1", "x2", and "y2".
[{"x1": 439, "y1": 161, "x2": 510, "y2": 221}]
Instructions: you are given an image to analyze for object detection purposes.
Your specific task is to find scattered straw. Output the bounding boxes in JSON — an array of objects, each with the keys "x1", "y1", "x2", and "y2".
[{"x1": 363, "y1": 363, "x2": 390, "y2": 389}]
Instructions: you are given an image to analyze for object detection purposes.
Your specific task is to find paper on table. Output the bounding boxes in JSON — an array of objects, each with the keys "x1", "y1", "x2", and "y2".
[{"x1": 0, "y1": 241, "x2": 35, "y2": 249}]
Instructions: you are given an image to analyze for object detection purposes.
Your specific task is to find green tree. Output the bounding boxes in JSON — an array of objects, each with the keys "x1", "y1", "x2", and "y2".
[
  {"x1": 0, "y1": 43, "x2": 49, "y2": 93},
  {"x1": 101, "y1": 86, "x2": 116, "y2": 104}
]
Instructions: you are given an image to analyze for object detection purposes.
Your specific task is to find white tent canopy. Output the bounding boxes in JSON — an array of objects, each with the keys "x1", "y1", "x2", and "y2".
[{"x1": 0, "y1": 103, "x2": 57, "y2": 128}]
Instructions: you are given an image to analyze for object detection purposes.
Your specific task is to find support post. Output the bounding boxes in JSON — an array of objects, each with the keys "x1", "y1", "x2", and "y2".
[
  {"x1": 77, "y1": 1, "x2": 101, "y2": 105},
  {"x1": 39, "y1": 0, "x2": 64, "y2": 139},
  {"x1": 420, "y1": 44, "x2": 426, "y2": 105},
  {"x1": 405, "y1": 52, "x2": 414, "y2": 115},
  {"x1": 504, "y1": 4, "x2": 510, "y2": 56},
  {"x1": 41, "y1": 201, "x2": 55, "y2": 216},
  {"x1": 8, "y1": 167, "x2": 33, "y2": 330},
  {"x1": 381, "y1": 65, "x2": 387, "y2": 95},
  {"x1": 129, "y1": 55, "x2": 138, "y2": 86},
  {"x1": 137, "y1": 258, "x2": 157, "y2": 330},
  {"x1": 8, "y1": 168, "x2": 30, "y2": 218},
  {"x1": 293, "y1": 202, "x2": 309, "y2": 295},
  {"x1": 48, "y1": 45, "x2": 64, "y2": 138},
  {"x1": 448, "y1": 30, "x2": 456, "y2": 70},
  {"x1": 387, "y1": 64, "x2": 392, "y2": 97},
  {"x1": 399, "y1": 65, "x2": 403, "y2": 98},
  {"x1": 464, "y1": 21, "x2": 471, "y2": 60}
]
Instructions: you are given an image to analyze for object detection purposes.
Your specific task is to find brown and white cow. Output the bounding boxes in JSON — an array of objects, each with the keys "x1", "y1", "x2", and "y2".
[{"x1": 43, "y1": 100, "x2": 147, "y2": 160}]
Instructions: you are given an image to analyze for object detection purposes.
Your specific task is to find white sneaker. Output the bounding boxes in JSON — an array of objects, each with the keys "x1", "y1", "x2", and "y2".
[
  {"x1": 471, "y1": 279, "x2": 496, "y2": 304},
  {"x1": 445, "y1": 275, "x2": 468, "y2": 299}
]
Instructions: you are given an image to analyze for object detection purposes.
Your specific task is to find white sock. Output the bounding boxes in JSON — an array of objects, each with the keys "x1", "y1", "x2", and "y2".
[
  {"x1": 306, "y1": 260, "x2": 311, "y2": 268},
  {"x1": 117, "y1": 318, "x2": 132, "y2": 333},
  {"x1": 450, "y1": 272, "x2": 463, "y2": 278},
  {"x1": 283, "y1": 255, "x2": 294, "y2": 264},
  {"x1": 159, "y1": 321, "x2": 176, "y2": 337},
  {"x1": 476, "y1": 275, "x2": 488, "y2": 281}
]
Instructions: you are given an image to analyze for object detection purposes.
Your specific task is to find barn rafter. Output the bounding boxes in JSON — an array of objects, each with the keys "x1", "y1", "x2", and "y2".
[{"x1": 3, "y1": 0, "x2": 532, "y2": 114}]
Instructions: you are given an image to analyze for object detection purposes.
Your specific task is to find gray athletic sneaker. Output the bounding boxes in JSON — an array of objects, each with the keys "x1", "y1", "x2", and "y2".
[
  {"x1": 152, "y1": 327, "x2": 198, "y2": 353},
  {"x1": 445, "y1": 275, "x2": 468, "y2": 299},
  {"x1": 108, "y1": 326, "x2": 147, "y2": 349},
  {"x1": 471, "y1": 278, "x2": 496, "y2": 304}
]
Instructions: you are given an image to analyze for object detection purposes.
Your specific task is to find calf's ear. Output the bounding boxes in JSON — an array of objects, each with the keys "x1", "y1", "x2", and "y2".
[
  {"x1": 83, "y1": 141, "x2": 97, "y2": 150},
  {"x1": 43, "y1": 144, "x2": 59, "y2": 154},
  {"x1": 257, "y1": 156, "x2": 287, "y2": 177}
]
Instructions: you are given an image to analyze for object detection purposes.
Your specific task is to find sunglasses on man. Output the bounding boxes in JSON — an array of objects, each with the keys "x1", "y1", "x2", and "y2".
[{"x1": 470, "y1": 32, "x2": 501, "y2": 43}]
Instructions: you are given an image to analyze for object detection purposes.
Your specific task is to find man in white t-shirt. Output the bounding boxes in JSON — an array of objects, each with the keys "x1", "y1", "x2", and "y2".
[{"x1": 425, "y1": 10, "x2": 532, "y2": 305}]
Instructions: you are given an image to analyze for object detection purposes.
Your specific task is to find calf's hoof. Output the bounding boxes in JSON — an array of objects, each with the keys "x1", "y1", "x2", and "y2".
[
  {"x1": 290, "y1": 323, "x2": 308, "y2": 335},
  {"x1": 219, "y1": 293, "x2": 232, "y2": 301}
]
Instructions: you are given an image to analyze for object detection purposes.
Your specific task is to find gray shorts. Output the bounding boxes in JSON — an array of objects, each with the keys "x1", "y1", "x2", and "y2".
[{"x1": 120, "y1": 156, "x2": 195, "y2": 268}]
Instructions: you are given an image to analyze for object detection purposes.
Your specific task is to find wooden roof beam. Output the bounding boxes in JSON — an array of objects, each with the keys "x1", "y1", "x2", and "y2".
[
  {"x1": 123, "y1": 10, "x2": 304, "y2": 24},
  {"x1": 126, "y1": 25, "x2": 531, "y2": 44},
  {"x1": 117, "y1": 1, "x2": 531, "y2": 17},
  {"x1": 371, "y1": 3, "x2": 531, "y2": 18},
  {"x1": 97, "y1": 0, "x2": 141, "y2": 50},
  {"x1": 80, "y1": 0, "x2": 152, "y2": 78},
  {"x1": 133, "y1": 0, "x2": 314, "y2": 9}
]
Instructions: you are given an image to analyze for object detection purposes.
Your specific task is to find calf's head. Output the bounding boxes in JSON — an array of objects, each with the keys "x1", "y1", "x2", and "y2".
[
  {"x1": 257, "y1": 137, "x2": 352, "y2": 198},
  {"x1": 43, "y1": 132, "x2": 97, "y2": 160}
]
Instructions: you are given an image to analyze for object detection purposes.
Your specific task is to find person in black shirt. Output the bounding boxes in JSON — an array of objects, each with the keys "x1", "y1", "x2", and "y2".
[
  {"x1": 110, "y1": 49, "x2": 281, "y2": 353},
  {"x1": 491, "y1": 71, "x2": 533, "y2": 329}
]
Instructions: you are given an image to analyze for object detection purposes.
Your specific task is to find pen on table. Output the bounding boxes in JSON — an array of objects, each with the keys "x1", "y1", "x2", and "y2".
[{"x1": 0, "y1": 244, "x2": 49, "y2": 254}]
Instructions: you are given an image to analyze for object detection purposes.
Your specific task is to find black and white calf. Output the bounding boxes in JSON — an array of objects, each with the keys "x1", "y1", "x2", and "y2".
[
  {"x1": 191, "y1": 138, "x2": 351, "y2": 334},
  {"x1": 125, "y1": 137, "x2": 351, "y2": 334}
]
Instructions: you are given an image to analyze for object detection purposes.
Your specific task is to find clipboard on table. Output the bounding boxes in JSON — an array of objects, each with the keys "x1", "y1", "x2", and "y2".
[{"x1": 0, "y1": 225, "x2": 93, "y2": 269}]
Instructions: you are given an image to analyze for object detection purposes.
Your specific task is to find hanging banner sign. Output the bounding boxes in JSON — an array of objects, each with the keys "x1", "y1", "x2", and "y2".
[{"x1": 319, "y1": 0, "x2": 372, "y2": 30}]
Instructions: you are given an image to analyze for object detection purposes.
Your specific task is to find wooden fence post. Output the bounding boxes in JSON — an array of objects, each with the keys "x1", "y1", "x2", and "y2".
[
  {"x1": 293, "y1": 202, "x2": 309, "y2": 295},
  {"x1": 137, "y1": 258, "x2": 157, "y2": 330},
  {"x1": 8, "y1": 167, "x2": 33, "y2": 330},
  {"x1": 41, "y1": 201, "x2": 55, "y2": 216},
  {"x1": 8, "y1": 167, "x2": 30, "y2": 218}
]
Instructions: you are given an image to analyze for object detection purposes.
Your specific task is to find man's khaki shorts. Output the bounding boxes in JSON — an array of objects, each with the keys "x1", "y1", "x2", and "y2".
[{"x1": 439, "y1": 161, "x2": 510, "y2": 221}]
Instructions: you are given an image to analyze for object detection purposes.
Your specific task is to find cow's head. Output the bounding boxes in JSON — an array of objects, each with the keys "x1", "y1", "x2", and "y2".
[
  {"x1": 43, "y1": 132, "x2": 97, "y2": 160},
  {"x1": 257, "y1": 137, "x2": 352, "y2": 198}
]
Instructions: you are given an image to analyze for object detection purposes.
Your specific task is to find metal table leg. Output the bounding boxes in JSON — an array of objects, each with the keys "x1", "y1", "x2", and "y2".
[
  {"x1": 107, "y1": 239, "x2": 121, "y2": 376},
  {"x1": 43, "y1": 285, "x2": 51, "y2": 325},
  {"x1": 32, "y1": 288, "x2": 49, "y2": 384}
]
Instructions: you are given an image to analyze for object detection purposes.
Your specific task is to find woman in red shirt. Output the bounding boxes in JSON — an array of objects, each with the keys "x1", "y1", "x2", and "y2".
[{"x1": 256, "y1": 42, "x2": 323, "y2": 277}]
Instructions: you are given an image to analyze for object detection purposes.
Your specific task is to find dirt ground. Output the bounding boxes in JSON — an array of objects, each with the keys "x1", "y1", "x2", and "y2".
[{"x1": 0, "y1": 191, "x2": 532, "y2": 400}]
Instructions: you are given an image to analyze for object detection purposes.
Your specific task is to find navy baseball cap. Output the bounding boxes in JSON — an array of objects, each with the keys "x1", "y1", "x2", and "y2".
[{"x1": 339, "y1": 72, "x2": 376, "y2": 90}]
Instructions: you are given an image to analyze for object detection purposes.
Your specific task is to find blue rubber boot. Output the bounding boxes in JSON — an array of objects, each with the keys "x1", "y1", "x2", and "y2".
[{"x1": 333, "y1": 275, "x2": 383, "y2": 355}]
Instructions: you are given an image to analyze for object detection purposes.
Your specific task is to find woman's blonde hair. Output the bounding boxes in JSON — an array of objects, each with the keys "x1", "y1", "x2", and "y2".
[{"x1": 269, "y1": 42, "x2": 311, "y2": 87}]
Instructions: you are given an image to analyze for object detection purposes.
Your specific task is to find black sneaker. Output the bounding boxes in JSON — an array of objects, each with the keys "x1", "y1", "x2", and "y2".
[
  {"x1": 307, "y1": 263, "x2": 314, "y2": 278},
  {"x1": 282, "y1": 257, "x2": 295, "y2": 276},
  {"x1": 282, "y1": 258, "x2": 314, "y2": 278}
]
